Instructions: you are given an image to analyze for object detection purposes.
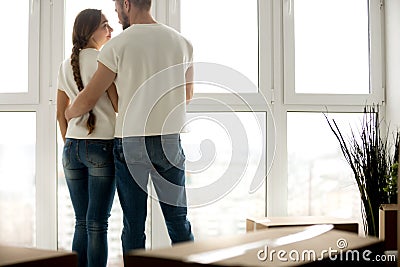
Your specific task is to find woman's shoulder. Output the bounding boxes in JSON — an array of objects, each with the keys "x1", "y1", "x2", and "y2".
[
  {"x1": 79, "y1": 48, "x2": 99, "y2": 58},
  {"x1": 79, "y1": 49, "x2": 99, "y2": 69},
  {"x1": 60, "y1": 57, "x2": 71, "y2": 66},
  {"x1": 58, "y1": 57, "x2": 71, "y2": 74}
]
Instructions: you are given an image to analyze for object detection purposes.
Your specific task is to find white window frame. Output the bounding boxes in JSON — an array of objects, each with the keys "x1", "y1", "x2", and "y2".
[
  {"x1": 269, "y1": 0, "x2": 387, "y2": 217},
  {"x1": 282, "y1": 0, "x2": 384, "y2": 106},
  {"x1": 0, "y1": 0, "x2": 387, "y2": 253},
  {"x1": 36, "y1": 0, "x2": 63, "y2": 249},
  {"x1": 161, "y1": 0, "x2": 273, "y2": 113},
  {"x1": 170, "y1": 0, "x2": 272, "y2": 215},
  {"x1": 0, "y1": 0, "x2": 40, "y2": 105},
  {"x1": 0, "y1": 0, "x2": 61, "y2": 250},
  {"x1": 170, "y1": 0, "x2": 273, "y2": 217},
  {"x1": 149, "y1": 0, "x2": 273, "y2": 246}
]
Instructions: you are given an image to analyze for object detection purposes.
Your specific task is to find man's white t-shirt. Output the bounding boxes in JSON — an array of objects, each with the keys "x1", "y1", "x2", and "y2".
[
  {"x1": 58, "y1": 48, "x2": 116, "y2": 139},
  {"x1": 98, "y1": 23, "x2": 193, "y2": 137}
]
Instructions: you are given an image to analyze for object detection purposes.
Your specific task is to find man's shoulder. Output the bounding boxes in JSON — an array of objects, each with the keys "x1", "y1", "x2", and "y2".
[
  {"x1": 158, "y1": 24, "x2": 192, "y2": 47},
  {"x1": 159, "y1": 24, "x2": 188, "y2": 38},
  {"x1": 157, "y1": 23, "x2": 177, "y2": 33}
]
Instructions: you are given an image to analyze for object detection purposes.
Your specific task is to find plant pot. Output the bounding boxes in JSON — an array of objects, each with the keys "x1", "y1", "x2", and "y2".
[{"x1": 379, "y1": 204, "x2": 398, "y2": 251}]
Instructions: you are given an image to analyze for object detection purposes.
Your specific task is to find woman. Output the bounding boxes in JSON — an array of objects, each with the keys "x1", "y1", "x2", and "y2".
[{"x1": 56, "y1": 9, "x2": 117, "y2": 267}]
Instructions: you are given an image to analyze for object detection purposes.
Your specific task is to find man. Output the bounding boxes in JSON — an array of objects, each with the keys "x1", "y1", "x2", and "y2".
[{"x1": 65, "y1": 0, "x2": 194, "y2": 255}]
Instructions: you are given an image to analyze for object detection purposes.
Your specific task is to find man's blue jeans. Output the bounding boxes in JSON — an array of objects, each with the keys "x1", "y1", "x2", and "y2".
[
  {"x1": 114, "y1": 135, "x2": 194, "y2": 253},
  {"x1": 63, "y1": 138, "x2": 116, "y2": 267}
]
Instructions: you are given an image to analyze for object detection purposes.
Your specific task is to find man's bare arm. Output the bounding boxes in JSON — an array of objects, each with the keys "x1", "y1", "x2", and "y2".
[
  {"x1": 65, "y1": 63, "x2": 116, "y2": 121},
  {"x1": 185, "y1": 65, "x2": 194, "y2": 103}
]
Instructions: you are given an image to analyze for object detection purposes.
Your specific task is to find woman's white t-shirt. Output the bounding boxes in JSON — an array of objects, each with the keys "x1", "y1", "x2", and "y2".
[{"x1": 57, "y1": 48, "x2": 116, "y2": 139}]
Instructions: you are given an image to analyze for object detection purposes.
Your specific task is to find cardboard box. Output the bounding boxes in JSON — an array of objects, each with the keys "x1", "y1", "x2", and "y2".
[
  {"x1": 246, "y1": 216, "x2": 359, "y2": 234},
  {"x1": 0, "y1": 245, "x2": 77, "y2": 267},
  {"x1": 379, "y1": 204, "x2": 398, "y2": 251},
  {"x1": 126, "y1": 226, "x2": 384, "y2": 266}
]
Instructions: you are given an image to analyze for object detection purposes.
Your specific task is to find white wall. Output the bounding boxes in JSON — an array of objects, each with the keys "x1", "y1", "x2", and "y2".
[{"x1": 385, "y1": 0, "x2": 400, "y2": 129}]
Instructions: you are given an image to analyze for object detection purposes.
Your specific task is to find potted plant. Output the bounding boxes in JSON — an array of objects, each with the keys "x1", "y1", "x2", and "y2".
[
  {"x1": 324, "y1": 105, "x2": 399, "y2": 237},
  {"x1": 384, "y1": 162, "x2": 398, "y2": 204}
]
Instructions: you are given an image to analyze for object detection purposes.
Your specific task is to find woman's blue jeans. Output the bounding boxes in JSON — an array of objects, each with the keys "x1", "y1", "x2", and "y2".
[
  {"x1": 63, "y1": 138, "x2": 116, "y2": 267},
  {"x1": 114, "y1": 135, "x2": 194, "y2": 254}
]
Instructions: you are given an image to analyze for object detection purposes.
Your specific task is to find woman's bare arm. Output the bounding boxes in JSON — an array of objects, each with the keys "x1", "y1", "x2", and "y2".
[
  {"x1": 107, "y1": 83, "x2": 118, "y2": 113},
  {"x1": 56, "y1": 89, "x2": 70, "y2": 143}
]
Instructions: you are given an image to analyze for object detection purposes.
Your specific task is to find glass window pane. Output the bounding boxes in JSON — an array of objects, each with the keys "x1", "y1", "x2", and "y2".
[
  {"x1": 182, "y1": 112, "x2": 265, "y2": 239},
  {"x1": 294, "y1": 0, "x2": 369, "y2": 94},
  {"x1": 0, "y1": 3, "x2": 29, "y2": 93},
  {"x1": 0, "y1": 112, "x2": 36, "y2": 246},
  {"x1": 181, "y1": 0, "x2": 259, "y2": 93},
  {"x1": 287, "y1": 112, "x2": 363, "y2": 225}
]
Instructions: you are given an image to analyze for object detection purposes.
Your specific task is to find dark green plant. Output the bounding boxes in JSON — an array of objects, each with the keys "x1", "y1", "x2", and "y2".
[
  {"x1": 384, "y1": 162, "x2": 398, "y2": 204},
  {"x1": 324, "y1": 105, "x2": 399, "y2": 237}
]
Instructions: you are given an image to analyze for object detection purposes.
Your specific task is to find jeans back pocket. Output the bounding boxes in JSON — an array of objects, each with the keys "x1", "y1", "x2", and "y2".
[
  {"x1": 161, "y1": 138, "x2": 185, "y2": 170},
  {"x1": 85, "y1": 140, "x2": 114, "y2": 167},
  {"x1": 123, "y1": 138, "x2": 147, "y2": 164}
]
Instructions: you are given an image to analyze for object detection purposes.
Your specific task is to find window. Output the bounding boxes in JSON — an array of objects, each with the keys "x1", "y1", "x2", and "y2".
[
  {"x1": 0, "y1": 1, "x2": 39, "y2": 104},
  {"x1": 180, "y1": 0, "x2": 259, "y2": 93},
  {"x1": 0, "y1": 112, "x2": 36, "y2": 246},
  {"x1": 145, "y1": 111, "x2": 267, "y2": 248},
  {"x1": 0, "y1": 4, "x2": 28, "y2": 93},
  {"x1": 0, "y1": 0, "x2": 43, "y2": 249},
  {"x1": 183, "y1": 113, "x2": 266, "y2": 240},
  {"x1": 283, "y1": 0, "x2": 384, "y2": 105},
  {"x1": 164, "y1": 0, "x2": 269, "y2": 244},
  {"x1": 175, "y1": 0, "x2": 270, "y2": 113},
  {"x1": 267, "y1": 0, "x2": 386, "y2": 221},
  {"x1": 0, "y1": 0, "x2": 387, "y2": 256},
  {"x1": 294, "y1": 0, "x2": 369, "y2": 94},
  {"x1": 287, "y1": 112, "x2": 362, "y2": 224}
]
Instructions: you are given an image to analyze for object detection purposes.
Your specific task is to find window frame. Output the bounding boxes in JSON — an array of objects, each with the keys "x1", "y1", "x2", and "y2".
[
  {"x1": 1, "y1": 0, "x2": 386, "y2": 251},
  {"x1": 282, "y1": 0, "x2": 384, "y2": 106},
  {"x1": 0, "y1": 0, "x2": 40, "y2": 104},
  {"x1": 270, "y1": 0, "x2": 386, "y2": 217},
  {"x1": 148, "y1": 0, "x2": 272, "y2": 246},
  {"x1": 165, "y1": 0, "x2": 273, "y2": 113},
  {"x1": 0, "y1": 0, "x2": 60, "y2": 250}
]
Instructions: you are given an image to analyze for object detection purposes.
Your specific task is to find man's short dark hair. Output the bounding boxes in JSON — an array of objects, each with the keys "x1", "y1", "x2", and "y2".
[
  {"x1": 132, "y1": 0, "x2": 152, "y2": 10},
  {"x1": 115, "y1": 0, "x2": 152, "y2": 11}
]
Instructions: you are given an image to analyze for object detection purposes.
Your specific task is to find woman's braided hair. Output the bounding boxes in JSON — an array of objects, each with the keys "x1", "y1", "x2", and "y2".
[{"x1": 71, "y1": 9, "x2": 102, "y2": 135}]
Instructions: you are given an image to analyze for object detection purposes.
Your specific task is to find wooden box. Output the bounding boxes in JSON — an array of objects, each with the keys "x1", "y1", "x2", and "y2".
[
  {"x1": 0, "y1": 245, "x2": 77, "y2": 267},
  {"x1": 246, "y1": 216, "x2": 359, "y2": 234},
  {"x1": 126, "y1": 226, "x2": 384, "y2": 266}
]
